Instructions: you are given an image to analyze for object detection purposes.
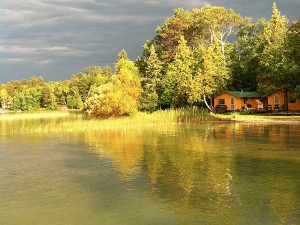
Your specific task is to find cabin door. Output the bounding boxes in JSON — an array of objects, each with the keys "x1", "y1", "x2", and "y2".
[{"x1": 230, "y1": 97, "x2": 234, "y2": 110}]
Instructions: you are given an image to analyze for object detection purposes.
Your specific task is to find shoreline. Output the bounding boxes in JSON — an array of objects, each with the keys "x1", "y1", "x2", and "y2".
[
  {"x1": 215, "y1": 117, "x2": 300, "y2": 124},
  {"x1": 1, "y1": 110, "x2": 300, "y2": 124}
]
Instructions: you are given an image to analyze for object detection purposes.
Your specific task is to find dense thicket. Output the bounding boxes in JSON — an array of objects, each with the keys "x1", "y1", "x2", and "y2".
[{"x1": 0, "y1": 3, "x2": 299, "y2": 115}]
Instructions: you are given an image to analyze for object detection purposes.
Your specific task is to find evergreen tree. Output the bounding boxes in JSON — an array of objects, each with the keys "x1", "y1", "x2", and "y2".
[
  {"x1": 42, "y1": 85, "x2": 57, "y2": 110},
  {"x1": 257, "y1": 3, "x2": 297, "y2": 110},
  {"x1": 161, "y1": 36, "x2": 194, "y2": 107},
  {"x1": 25, "y1": 88, "x2": 42, "y2": 111},
  {"x1": 139, "y1": 45, "x2": 162, "y2": 111},
  {"x1": 12, "y1": 92, "x2": 22, "y2": 111},
  {"x1": 286, "y1": 20, "x2": 300, "y2": 97}
]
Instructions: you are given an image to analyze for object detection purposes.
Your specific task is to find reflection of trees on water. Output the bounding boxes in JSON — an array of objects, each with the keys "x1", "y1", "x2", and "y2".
[
  {"x1": 83, "y1": 123, "x2": 299, "y2": 224},
  {"x1": 1, "y1": 118, "x2": 299, "y2": 224},
  {"x1": 84, "y1": 131, "x2": 144, "y2": 181}
]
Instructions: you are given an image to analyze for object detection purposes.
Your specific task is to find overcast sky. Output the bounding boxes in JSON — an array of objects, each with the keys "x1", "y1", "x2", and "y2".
[{"x1": 0, "y1": 0, "x2": 299, "y2": 83}]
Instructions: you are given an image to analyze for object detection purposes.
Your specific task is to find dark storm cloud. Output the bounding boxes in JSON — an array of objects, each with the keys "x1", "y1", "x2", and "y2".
[{"x1": 0, "y1": 0, "x2": 299, "y2": 82}]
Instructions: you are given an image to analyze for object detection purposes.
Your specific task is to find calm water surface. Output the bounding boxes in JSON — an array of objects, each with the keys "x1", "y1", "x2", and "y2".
[{"x1": 0, "y1": 116, "x2": 300, "y2": 225}]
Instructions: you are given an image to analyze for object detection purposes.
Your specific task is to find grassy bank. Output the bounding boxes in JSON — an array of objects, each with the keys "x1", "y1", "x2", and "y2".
[
  {"x1": 0, "y1": 108, "x2": 215, "y2": 134},
  {"x1": 214, "y1": 112, "x2": 300, "y2": 122}
]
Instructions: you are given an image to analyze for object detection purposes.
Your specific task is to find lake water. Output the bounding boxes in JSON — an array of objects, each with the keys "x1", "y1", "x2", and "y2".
[{"x1": 0, "y1": 115, "x2": 300, "y2": 225}]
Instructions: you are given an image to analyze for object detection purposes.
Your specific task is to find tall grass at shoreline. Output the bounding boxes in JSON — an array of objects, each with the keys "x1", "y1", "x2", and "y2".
[
  {"x1": 0, "y1": 111, "x2": 74, "y2": 121},
  {"x1": 0, "y1": 108, "x2": 214, "y2": 134}
]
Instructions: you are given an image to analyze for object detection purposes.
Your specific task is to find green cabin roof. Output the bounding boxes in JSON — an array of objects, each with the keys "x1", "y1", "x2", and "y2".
[{"x1": 225, "y1": 91, "x2": 262, "y2": 98}]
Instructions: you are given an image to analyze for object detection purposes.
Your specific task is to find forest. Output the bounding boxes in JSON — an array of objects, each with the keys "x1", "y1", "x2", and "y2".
[{"x1": 0, "y1": 3, "x2": 299, "y2": 116}]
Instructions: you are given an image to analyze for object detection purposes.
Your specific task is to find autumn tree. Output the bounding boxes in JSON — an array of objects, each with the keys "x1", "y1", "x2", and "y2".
[{"x1": 85, "y1": 50, "x2": 141, "y2": 117}]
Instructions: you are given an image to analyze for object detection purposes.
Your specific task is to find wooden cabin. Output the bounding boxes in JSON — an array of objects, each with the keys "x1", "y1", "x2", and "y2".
[
  {"x1": 214, "y1": 91, "x2": 263, "y2": 112},
  {"x1": 267, "y1": 91, "x2": 300, "y2": 111}
]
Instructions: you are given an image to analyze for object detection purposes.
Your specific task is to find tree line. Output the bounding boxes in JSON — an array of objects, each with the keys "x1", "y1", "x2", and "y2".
[{"x1": 0, "y1": 3, "x2": 299, "y2": 115}]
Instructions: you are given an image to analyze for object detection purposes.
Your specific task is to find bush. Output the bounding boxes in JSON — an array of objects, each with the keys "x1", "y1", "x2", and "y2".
[{"x1": 84, "y1": 50, "x2": 141, "y2": 117}]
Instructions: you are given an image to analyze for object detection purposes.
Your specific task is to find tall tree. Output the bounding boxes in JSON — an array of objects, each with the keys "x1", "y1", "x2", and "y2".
[
  {"x1": 42, "y1": 85, "x2": 57, "y2": 110},
  {"x1": 257, "y1": 3, "x2": 297, "y2": 110},
  {"x1": 156, "y1": 8, "x2": 196, "y2": 62},
  {"x1": 139, "y1": 45, "x2": 162, "y2": 111},
  {"x1": 193, "y1": 4, "x2": 242, "y2": 56},
  {"x1": 189, "y1": 42, "x2": 230, "y2": 111},
  {"x1": 161, "y1": 36, "x2": 194, "y2": 107},
  {"x1": 286, "y1": 20, "x2": 300, "y2": 97},
  {"x1": 24, "y1": 88, "x2": 43, "y2": 111}
]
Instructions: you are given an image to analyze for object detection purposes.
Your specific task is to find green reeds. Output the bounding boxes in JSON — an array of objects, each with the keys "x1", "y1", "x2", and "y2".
[{"x1": 0, "y1": 108, "x2": 214, "y2": 135}]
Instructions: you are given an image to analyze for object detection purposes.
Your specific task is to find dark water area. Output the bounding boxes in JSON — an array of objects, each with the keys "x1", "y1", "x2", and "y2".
[{"x1": 0, "y1": 119, "x2": 300, "y2": 224}]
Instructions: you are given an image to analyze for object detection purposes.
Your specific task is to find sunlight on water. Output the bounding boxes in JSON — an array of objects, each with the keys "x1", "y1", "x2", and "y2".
[{"x1": 0, "y1": 114, "x2": 300, "y2": 225}]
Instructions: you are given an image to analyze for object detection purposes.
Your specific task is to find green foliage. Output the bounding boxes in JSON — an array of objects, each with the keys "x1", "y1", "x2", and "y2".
[
  {"x1": 53, "y1": 81, "x2": 69, "y2": 106},
  {"x1": 139, "y1": 45, "x2": 162, "y2": 112},
  {"x1": 193, "y1": 4, "x2": 242, "y2": 55},
  {"x1": 67, "y1": 87, "x2": 83, "y2": 110},
  {"x1": 103, "y1": 66, "x2": 113, "y2": 77},
  {"x1": 85, "y1": 50, "x2": 141, "y2": 117},
  {"x1": 162, "y1": 36, "x2": 194, "y2": 107},
  {"x1": 1, "y1": 3, "x2": 300, "y2": 115},
  {"x1": 0, "y1": 89, "x2": 11, "y2": 109},
  {"x1": 70, "y1": 66, "x2": 109, "y2": 102},
  {"x1": 286, "y1": 20, "x2": 300, "y2": 93},
  {"x1": 295, "y1": 85, "x2": 300, "y2": 98},
  {"x1": 256, "y1": 3, "x2": 299, "y2": 110},
  {"x1": 189, "y1": 42, "x2": 230, "y2": 105},
  {"x1": 28, "y1": 76, "x2": 45, "y2": 88},
  {"x1": 42, "y1": 85, "x2": 57, "y2": 110},
  {"x1": 229, "y1": 19, "x2": 266, "y2": 91},
  {"x1": 286, "y1": 20, "x2": 300, "y2": 65},
  {"x1": 156, "y1": 8, "x2": 196, "y2": 62},
  {"x1": 12, "y1": 93, "x2": 22, "y2": 111},
  {"x1": 25, "y1": 88, "x2": 43, "y2": 111}
]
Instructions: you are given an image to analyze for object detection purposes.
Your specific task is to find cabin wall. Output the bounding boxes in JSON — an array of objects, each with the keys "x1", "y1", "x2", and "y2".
[
  {"x1": 268, "y1": 92, "x2": 300, "y2": 111},
  {"x1": 288, "y1": 100, "x2": 300, "y2": 111},
  {"x1": 267, "y1": 92, "x2": 285, "y2": 107},
  {"x1": 214, "y1": 93, "x2": 243, "y2": 111}
]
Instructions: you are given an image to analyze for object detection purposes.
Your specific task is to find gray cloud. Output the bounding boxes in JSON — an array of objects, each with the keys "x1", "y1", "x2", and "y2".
[{"x1": 0, "y1": 0, "x2": 299, "y2": 82}]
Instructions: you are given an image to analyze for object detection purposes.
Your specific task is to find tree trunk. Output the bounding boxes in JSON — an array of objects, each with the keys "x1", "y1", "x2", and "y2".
[
  {"x1": 203, "y1": 95, "x2": 213, "y2": 113},
  {"x1": 283, "y1": 90, "x2": 289, "y2": 111},
  {"x1": 210, "y1": 97, "x2": 214, "y2": 111}
]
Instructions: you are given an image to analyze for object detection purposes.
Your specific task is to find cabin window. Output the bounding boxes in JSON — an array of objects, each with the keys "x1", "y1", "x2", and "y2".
[
  {"x1": 218, "y1": 99, "x2": 225, "y2": 105},
  {"x1": 274, "y1": 95, "x2": 279, "y2": 105},
  {"x1": 230, "y1": 98, "x2": 235, "y2": 110},
  {"x1": 243, "y1": 98, "x2": 248, "y2": 104}
]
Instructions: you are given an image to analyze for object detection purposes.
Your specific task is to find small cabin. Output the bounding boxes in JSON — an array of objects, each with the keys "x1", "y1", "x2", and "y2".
[
  {"x1": 214, "y1": 91, "x2": 263, "y2": 111},
  {"x1": 267, "y1": 91, "x2": 300, "y2": 111}
]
